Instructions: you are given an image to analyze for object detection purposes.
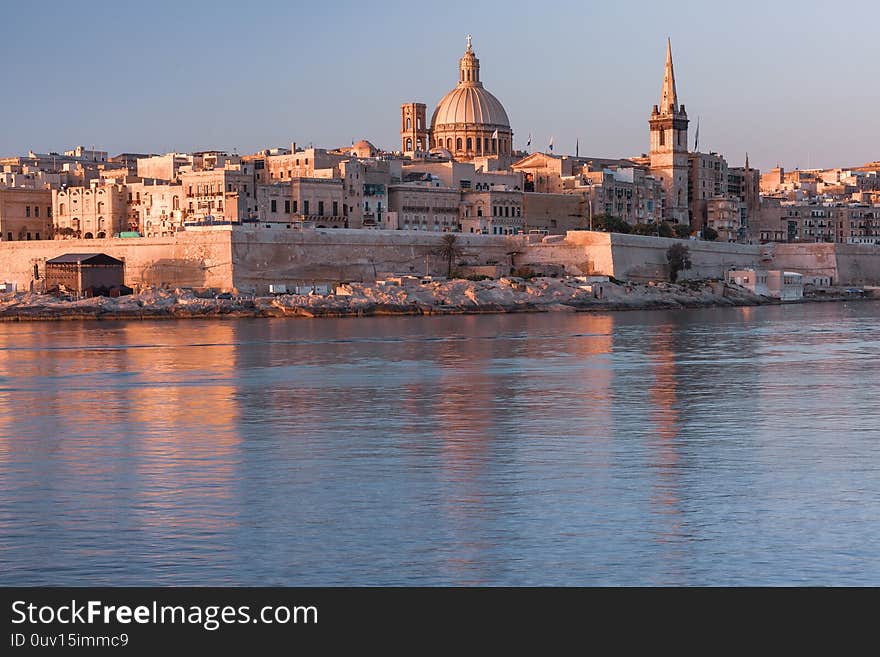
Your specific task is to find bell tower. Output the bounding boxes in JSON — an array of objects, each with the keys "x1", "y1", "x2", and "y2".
[
  {"x1": 649, "y1": 38, "x2": 690, "y2": 224},
  {"x1": 400, "y1": 102, "x2": 429, "y2": 155}
]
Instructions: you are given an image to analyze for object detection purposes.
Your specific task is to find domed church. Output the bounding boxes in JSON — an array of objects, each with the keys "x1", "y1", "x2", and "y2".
[{"x1": 400, "y1": 36, "x2": 513, "y2": 161}]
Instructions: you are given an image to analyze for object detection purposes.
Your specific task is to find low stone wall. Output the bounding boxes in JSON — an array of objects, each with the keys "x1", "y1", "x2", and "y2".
[
  {"x1": 2, "y1": 226, "x2": 877, "y2": 294},
  {"x1": 521, "y1": 230, "x2": 761, "y2": 281},
  {"x1": 230, "y1": 226, "x2": 523, "y2": 293},
  {"x1": 0, "y1": 229, "x2": 233, "y2": 292},
  {"x1": 770, "y1": 242, "x2": 880, "y2": 285}
]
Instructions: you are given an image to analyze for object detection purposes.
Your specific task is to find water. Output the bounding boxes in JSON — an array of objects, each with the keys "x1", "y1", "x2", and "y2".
[{"x1": 1, "y1": 302, "x2": 879, "y2": 585}]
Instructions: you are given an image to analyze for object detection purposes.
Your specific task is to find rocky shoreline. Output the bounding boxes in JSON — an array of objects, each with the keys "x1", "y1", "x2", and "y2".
[{"x1": 0, "y1": 277, "x2": 868, "y2": 321}]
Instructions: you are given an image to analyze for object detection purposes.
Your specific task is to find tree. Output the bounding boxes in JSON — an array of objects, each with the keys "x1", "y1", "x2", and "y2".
[
  {"x1": 666, "y1": 243, "x2": 692, "y2": 283},
  {"x1": 593, "y1": 214, "x2": 631, "y2": 234},
  {"x1": 702, "y1": 226, "x2": 719, "y2": 241},
  {"x1": 657, "y1": 222, "x2": 674, "y2": 238},
  {"x1": 436, "y1": 233, "x2": 463, "y2": 279},
  {"x1": 674, "y1": 224, "x2": 692, "y2": 239}
]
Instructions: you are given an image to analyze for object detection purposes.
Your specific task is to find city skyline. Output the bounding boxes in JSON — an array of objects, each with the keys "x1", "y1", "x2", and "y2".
[{"x1": 1, "y1": 0, "x2": 878, "y2": 170}]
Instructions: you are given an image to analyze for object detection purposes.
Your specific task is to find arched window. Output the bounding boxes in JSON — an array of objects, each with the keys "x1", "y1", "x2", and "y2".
[
  {"x1": 417, "y1": 118, "x2": 421, "y2": 129},
  {"x1": 466, "y1": 138, "x2": 472, "y2": 151},
  {"x1": 406, "y1": 117, "x2": 411, "y2": 130},
  {"x1": 406, "y1": 138, "x2": 413, "y2": 151},
  {"x1": 446, "y1": 138, "x2": 452, "y2": 150},
  {"x1": 84, "y1": 232, "x2": 93, "y2": 239},
  {"x1": 97, "y1": 201, "x2": 104, "y2": 214},
  {"x1": 456, "y1": 137, "x2": 462, "y2": 151},
  {"x1": 59, "y1": 203, "x2": 65, "y2": 215},
  {"x1": 659, "y1": 130, "x2": 666, "y2": 146},
  {"x1": 476, "y1": 139, "x2": 482, "y2": 154},
  {"x1": 173, "y1": 196, "x2": 179, "y2": 211}
]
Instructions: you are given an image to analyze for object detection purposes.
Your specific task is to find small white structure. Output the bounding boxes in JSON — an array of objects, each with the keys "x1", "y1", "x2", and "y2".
[
  {"x1": 726, "y1": 269, "x2": 769, "y2": 296},
  {"x1": 767, "y1": 271, "x2": 804, "y2": 301},
  {"x1": 726, "y1": 268, "x2": 804, "y2": 300}
]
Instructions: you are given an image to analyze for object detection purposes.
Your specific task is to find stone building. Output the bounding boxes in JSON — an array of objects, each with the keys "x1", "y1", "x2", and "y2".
[
  {"x1": 45, "y1": 253, "x2": 125, "y2": 294},
  {"x1": 706, "y1": 195, "x2": 744, "y2": 242},
  {"x1": 386, "y1": 182, "x2": 460, "y2": 231},
  {"x1": 688, "y1": 151, "x2": 728, "y2": 228},
  {"x1": 53, "y1": 182, "x2": 127, "y2": 238},
  {"x1": 0, "y1": 187, "x2": 53, "y2": 241},
  {"x1": 127, "y1": 181, "x2": 186, "y2": 236},
  {"x1": 460, "y1": 189, "x2": 523, "y2": 235},
  {"x1": 256, "y1": 178, "x2": 345, "y2": 228},
  {"x1": 649, "y1": 39, "x2": 689, "y2": 224},
  {"x1": 179, "y1": 164, "x2": 255, "y2": 223}
]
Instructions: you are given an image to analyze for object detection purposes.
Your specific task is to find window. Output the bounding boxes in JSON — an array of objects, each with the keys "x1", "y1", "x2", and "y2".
[
  {"x1": 34, "y1": 206, "x2": 39, "y2": 218},
  {"x1": 318, "y1": 201, "x2": 324, "y2": 216},
  {"x1": 47, "y1": 207, "x2": 52, "y2": 218},
  {"x1": 456, "y1": 138, "x2": 462, "y2": 151},
  {"x1": 659, "y1": 130, "x2": 665, "y2": 146},
  {"x1": 417, "y1": 117, "x2": 421, "y2": 129},
  {"x1": 271, "y1": 200, "x2": 277, "y2": 213},
  {"x1": 303, "y1": 200, "x2": 309, "y2": 215},
  {"x1": 466, "y1": 138, "x2": 472, "y2": 151},
  {"x1": 406, "y1": 117, "x2": 411, "y2": 130},
  {"x1": 332, "y1": 201, "x2": 338, "y2": 216},
  {"x1": 25, "y1": 206, "x2": 30, "y2": 217},
  {"x1": 406, "y1": 138, "x2": 412, "y2": 151},
  {"x1": 285, "y1": 200, "x2": 290, "y2": 213}
]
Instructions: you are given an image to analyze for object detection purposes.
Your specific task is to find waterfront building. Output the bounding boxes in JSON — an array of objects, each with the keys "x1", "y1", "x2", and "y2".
[
  {"x1": 386, "y1": 182, "x2": 460, "y2": 231},
  {"x1": 460, "y1": 188, "x2": 523, "y2": 235},
  {"x1": 52, "y1": 182, "x2": 127, "y2": 238},
  {"x1": 179, "y1": 164, "x2": 255, "y2": 223},
  {"x1": 0, "y1": 187, "x2": 53, "y2": 241},
  {"x1": 126, "y1": 181, "x2": 186, "y2": 236},
  {"x1": 256, "y1": 178, "x2": 345, "y2": 228},
  {"x1": 45, "y1": 253, "x2": 125, "y2": 294},
  {"x1": 706, "y1": 195, "x2": 744, "y2": 242}
]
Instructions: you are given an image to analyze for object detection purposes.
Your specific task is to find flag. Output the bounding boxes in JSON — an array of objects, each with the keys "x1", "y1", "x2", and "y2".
[
  {"x1": 491, "y1": 129, "x2": 499, "y2": 140},
  {"x1": 526, "y1": 133, "x2": 532, "y2": 147},
  {"x1": 548, "y1": 136, "x2": 554, "y2": 152},
  {"x1": 694, "y1": 116, "x2": 700, "y2": 152}
]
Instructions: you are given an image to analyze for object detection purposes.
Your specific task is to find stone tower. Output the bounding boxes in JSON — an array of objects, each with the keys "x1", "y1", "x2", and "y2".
[
  {"x1": 649, "y1": 39, "x2": 690, "y2": 224},
  {"x1": 400, "y1": 103, "x2": 429, "y2": 155}
]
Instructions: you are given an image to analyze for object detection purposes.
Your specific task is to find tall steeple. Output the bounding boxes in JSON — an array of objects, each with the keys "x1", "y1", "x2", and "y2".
[
  {"x1": 649, "y1": 38, "x2": 690, "y2": 225},
  {"x1": 660, "y1": 37, "x2": 678, "y2": 114}
]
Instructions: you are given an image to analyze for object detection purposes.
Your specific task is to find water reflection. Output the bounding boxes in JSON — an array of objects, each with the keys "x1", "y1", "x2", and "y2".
[{"x1": 2, "y1": 303, "x2": 880, "y2": 585}]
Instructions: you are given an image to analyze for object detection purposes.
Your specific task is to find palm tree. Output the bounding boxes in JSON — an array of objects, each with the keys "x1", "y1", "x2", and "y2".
[{"x1": 436, "y1": 233, "x2": 463, "y2": 279}]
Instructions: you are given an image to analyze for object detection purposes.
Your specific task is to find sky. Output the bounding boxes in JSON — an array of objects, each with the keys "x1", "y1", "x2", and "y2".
[{"x1": 1, "y1": 0, "x2": 877, "y2": 171}]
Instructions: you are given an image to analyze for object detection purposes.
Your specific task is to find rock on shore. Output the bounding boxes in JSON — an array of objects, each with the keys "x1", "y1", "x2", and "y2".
[{"x1": 0, "y1": 277, "x2": 774, "y2": 321}]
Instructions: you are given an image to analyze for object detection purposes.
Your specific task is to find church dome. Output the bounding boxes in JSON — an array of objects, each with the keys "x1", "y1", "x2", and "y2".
[
  {"x1": 429, "y1": 36, "x2": 513, "y2": 160},
  {"x1": 431, "y1": 36, "x2": 510, "y2": 130},
  {"x1": 431, "y1": 85, "x2": 510, "y2": 129}
]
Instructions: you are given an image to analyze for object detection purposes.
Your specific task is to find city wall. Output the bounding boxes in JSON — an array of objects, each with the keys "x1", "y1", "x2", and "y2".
[
  {"x1": 520, "y1": 231, "x2": 763, "y2": 281},
  {"x1": 230, "y1": 227, "x2": 521, "y2": 293},
  {"x1": 0, "y1": 229, "x2": 232, "y2": 291},
  {"x1": 1, "y1": 227, "x2": 878, "y2": 294}
]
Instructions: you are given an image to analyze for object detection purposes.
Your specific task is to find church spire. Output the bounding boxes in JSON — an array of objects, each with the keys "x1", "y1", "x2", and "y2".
[{"x1": 660, "y1": 37, "x2": 679, "y2": 115}]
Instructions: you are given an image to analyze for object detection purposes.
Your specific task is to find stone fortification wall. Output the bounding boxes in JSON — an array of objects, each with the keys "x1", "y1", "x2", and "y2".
[
  {"x1": 0, "y1": 229, "x2": 233, "y2": 291},
  {"x1": 769, "y1": 242, "x2": 880, "y2": 285},
  {"x1": 230, "y1": 226, "x2": 523, "y2": 293},
  {"x1": 521, "y1": 231, "x2": 761, "y2": 281}
]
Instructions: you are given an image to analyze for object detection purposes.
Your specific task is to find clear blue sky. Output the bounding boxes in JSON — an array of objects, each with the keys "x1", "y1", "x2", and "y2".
[{"x1": 1, "y1": 0, "x2": 877, "y2": 171}]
